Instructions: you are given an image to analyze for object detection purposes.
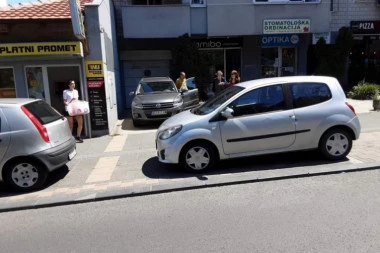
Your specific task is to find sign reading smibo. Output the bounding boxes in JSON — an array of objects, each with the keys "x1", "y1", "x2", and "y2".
[{"x1": 263, "y1": 19, "x2": 311, "y2": 34}]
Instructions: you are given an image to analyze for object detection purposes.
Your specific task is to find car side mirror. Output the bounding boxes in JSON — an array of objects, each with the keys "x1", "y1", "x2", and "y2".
[
  {"x1": 129, "y1": 91, "x2": 135, "y2": 96},
  {"x1": 221, "y1": 107, "x2": 234, "y2": 119}
]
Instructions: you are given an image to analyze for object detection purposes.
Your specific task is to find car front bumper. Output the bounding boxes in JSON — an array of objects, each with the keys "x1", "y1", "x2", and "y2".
[
  {"x1": 32, "y1": 137, "x2": 77, "y2": 172},
  {"x1": 132, "y1": 106, "x2": 182, "y2": 122},
  {"x1": 156, "y1": 135, "x2": 182, "y2": 164}
]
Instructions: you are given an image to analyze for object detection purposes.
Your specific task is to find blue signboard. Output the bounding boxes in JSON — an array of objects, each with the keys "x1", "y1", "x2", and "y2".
[{"x1": 261, "y1": 34, "x2": 300, "y2": 47}]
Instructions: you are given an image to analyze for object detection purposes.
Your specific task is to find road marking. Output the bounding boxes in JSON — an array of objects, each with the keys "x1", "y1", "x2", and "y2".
[
  {"x1": 86, "y1": 156, "x2": 120, "y2": 183},
  {"x1": 347, "y1": 156, "x2": 364, "y2": 164},
  {"x1": 105, "y1": 135, "x2": 127, "y2": 152}
]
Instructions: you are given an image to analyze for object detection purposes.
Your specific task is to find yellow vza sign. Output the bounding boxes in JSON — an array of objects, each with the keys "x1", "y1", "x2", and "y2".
[
  {"x1": 85, "y1": 60, "x2": 104, "y2": 78},
  {"x1": 0, "y1": 42, "x2": 83, "y2": 57}
]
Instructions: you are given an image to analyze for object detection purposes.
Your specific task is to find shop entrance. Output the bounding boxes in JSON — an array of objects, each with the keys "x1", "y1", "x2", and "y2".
[
  {"x1": 25, "y1": 65, "x2": 81, "y2": 112},
  {"x1": 199, "y1": 48, "x2": 241, "y2": 83},
  {"x1": 261, "y1": 47, "x2": 297, "y2": 77}
]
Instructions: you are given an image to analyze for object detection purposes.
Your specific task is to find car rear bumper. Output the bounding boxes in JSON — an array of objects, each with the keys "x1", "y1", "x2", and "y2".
[{"x1": 32, "y1": 137, "x2": 77, "y2": 172}]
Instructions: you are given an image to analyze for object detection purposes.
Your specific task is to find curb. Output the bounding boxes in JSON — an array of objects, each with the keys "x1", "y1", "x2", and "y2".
[{"x1": 1, "y1": 161, "x2": 380, "y2": 213}]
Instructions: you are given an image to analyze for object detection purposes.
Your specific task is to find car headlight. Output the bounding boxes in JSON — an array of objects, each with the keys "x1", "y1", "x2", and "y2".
[
  {"x1": 159, "y1": 125, "x2": 182, "y2": 140},
  {"x1": 132, "y1": 101, "x2": 143, "y2": 109},
  {"x1": 173, "y1": 97, "x2": 183, "y2": 107}
]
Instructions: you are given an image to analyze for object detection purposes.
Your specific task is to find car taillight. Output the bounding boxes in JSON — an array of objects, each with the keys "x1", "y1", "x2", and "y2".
[
  {"x1": 21, "y1": 105, "x2": 50, "y2": 143},
  {"x1": 345, "y1": 102, "x2": 356, "y2": 116}
]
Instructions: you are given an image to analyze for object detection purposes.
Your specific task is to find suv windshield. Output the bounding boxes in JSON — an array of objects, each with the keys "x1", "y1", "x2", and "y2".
[
  {"x1": 192, "y1": 86, "x2": 244, "y2": 115},
  {"x1": 24, "y1": 100, "x2": 63, "y2": 125},
  {"x1": 137, "y1": 81, "x2": 177, "y2": 94}
]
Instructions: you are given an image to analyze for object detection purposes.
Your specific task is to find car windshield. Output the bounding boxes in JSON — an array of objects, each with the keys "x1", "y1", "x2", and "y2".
[
  {"x1": 192, "y1": 86, "x2": 244, "y2": 115},
  {"x1": 137, "y1": 81, "x2": 177, "y2": 94}
]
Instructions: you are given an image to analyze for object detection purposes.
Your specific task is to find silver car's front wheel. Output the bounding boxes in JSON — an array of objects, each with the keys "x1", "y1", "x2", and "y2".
[
  {"x1": 4, "y1": 159, "x2": 48, "y2": 192},
  {"x1": 319, "y1": 129, "x2": 352, "y2": 161},
  {"x1": 180, "y1": 142, "x2": 217, "y2": 172}
]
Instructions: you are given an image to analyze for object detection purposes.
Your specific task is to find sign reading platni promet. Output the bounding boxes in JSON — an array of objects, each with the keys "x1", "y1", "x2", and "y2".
[
  {"x1": 0, "y1": 42, "x2": 83, "y2": 57},
  {"x1": 261, "y1": 34, "x2": 300, "y2": 47},
  {"x1": 263, "y1": 19, "x2": 311, "y2": 34},
  {"x1": 85, "y1": 60, "x2": 108, "y2": 131}
]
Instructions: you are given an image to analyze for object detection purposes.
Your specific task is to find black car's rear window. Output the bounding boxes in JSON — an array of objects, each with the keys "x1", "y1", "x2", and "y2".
[{"x1": 23, "y1": 100, "x2": 62, "y2": 125}]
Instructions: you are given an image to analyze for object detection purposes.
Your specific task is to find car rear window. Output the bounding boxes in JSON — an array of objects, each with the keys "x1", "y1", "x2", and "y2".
[
  {"x1": 23, "y1": 100, "x2": 62, "y2": 125},
  {"x1": 290, "y1": 82, "x2": 332, "y2": 108}
]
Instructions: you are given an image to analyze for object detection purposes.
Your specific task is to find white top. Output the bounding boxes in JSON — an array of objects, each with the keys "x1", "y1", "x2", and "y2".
[{"x1": 63, "y1": 89, "x2": 79, "y2": 111}]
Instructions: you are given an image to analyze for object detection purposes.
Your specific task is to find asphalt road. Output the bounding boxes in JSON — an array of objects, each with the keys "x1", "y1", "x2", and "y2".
[{"x1": 1, "y1": 169, "x2": 380, "y2": 253}]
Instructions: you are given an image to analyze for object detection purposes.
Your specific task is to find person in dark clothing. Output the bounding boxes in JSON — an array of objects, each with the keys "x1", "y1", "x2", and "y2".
[
  {"x1": 228, "y1": 70, "x2": 241, "y2": 87},
  {"x1": 212, "y1": 70, "x2": 226, "y2": 95}
]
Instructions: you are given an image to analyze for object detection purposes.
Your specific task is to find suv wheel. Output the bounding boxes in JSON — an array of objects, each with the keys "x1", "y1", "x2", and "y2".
[
  {"x1": 319, "y1": 129, "x2": 352, "y2": 161},
  {"x1": 3, "y1": 159, "x2": 48, "y2": 192},
  {"x1": 180, "y1": 141, "x2": 217, "y2": 172}
]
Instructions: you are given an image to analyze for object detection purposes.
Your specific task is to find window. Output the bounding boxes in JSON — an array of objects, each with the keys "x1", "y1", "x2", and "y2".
[
  {"x1": 191, "y1": 0, "x2": 206, "y2": 6},
  {"x1": 0, "y1": 68, "x2": 16, "y2": 98},
  {"x1": 230, "y1": 85, "x2": 286, "y2": 117},
  {"x1": 23, "y1": 100, "x2": 62, "y2": 125},
  {"x1": 290, "y1": 82, "x2": 332, "y2": 108},
  {"x1": 131, "y1": 0, "x2": 181, "y2": 5},
  {"x1": 254, "y1": 0, "x2": 320, "y2": 4}
]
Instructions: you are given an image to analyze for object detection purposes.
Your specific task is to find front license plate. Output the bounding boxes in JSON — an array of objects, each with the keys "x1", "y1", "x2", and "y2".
[
  {"x1": 151, "y1": 111, "x2": 167, "y2": 116},
  {"x1": 68, "y1": 149, "x2": 77, "y2": 160}
]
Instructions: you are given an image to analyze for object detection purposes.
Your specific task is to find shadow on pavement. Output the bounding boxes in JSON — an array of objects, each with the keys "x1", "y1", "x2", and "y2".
[
  {"x1": 0, "y1": 165, "x2": 70, "y2": 197},
  {"x1": 121, "y1": 119, "x2": 162, "y2": 131},
  {"x1": 142, "y1": 151, "x2": 348, "y2": 180}
]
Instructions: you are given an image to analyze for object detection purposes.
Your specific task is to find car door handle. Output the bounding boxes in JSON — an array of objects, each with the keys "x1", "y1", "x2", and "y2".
[{"x1": 289, "y1": 115, "x2": 296, "y2": 120}]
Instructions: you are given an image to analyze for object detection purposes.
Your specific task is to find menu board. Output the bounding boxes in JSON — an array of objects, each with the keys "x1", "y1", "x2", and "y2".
[{"x1": 85, "y1": 61, "x2": 108, "y2": 131}]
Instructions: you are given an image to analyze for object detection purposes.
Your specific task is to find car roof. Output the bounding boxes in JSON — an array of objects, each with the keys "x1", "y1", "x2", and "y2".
[
  {"x1": 0, "y1": 98, "x2": 40, "y2": 106},
  {"x1": 140, "y1": 77, "x2": 174, "y2": 82},
  {"x1": 236, "y1": 76, "x2": 338, "y2": 89}
]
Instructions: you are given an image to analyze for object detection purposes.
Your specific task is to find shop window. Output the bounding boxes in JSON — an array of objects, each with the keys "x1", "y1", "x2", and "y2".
[
  {"x1": 191, "y1": 0, "x2": 206, "y2": 6},
  {"x1": 254, "y1": 0, "x2": 320, "y2": 4},
  {"x1": 0, "y1": 68, "x2": 16, "y2": 98}
]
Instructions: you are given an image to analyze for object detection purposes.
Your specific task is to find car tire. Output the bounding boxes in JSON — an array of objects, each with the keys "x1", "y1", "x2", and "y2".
[
  {"x1": 319, "y1": 128, "x2": 352, "y2": 161},
  {"x1": 3, "y1": 159, "x2": 48, "y2": 192},
  {"x1": 180, "y1": 141, "x2": 217, "y2": 172}
]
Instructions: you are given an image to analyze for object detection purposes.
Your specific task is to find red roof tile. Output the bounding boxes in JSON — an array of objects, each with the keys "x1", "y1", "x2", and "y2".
[{"x1": 0, "y1": 0, "x2": 93, "y2": 20}]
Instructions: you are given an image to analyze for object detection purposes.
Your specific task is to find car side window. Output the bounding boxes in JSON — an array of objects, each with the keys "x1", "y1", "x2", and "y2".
[
  {"x1": 229, "y1": 84, "x2": 286, "y2": 117},
  {"x1": 290, "y1": 82, "x2": 332, "y2": 109}
]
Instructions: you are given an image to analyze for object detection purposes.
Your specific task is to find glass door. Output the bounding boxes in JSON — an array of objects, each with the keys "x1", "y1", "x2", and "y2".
[
  {"x1": 25, "y1": 66, "x2": 50, "y2": 102},
  {"x1": 261, "y1": 47, "x2": 297, "y2": 77}
]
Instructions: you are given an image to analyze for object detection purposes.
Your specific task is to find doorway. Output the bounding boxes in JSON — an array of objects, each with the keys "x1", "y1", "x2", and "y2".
[
  {"x1": 25, "y1": 65, "x2": 81, "y2": 112},
  {"x1": 261, "y1": 47, "x2": 297, "y2": 77}
]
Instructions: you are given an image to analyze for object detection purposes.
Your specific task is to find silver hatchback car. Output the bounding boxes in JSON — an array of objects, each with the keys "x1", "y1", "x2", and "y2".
[
  {"x1": 156, "y1": 76, "x2": 361, "y2": 172},
  {"x1": 0, "y1": 99, "x2": 76, "y2": 191}
]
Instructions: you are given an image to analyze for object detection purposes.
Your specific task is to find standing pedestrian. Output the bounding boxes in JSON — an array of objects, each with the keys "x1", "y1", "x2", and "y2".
[
  {"x1": 212, "y1": 70, "x2": 226, "y2": 95},
  {"x1": 175, "y1": 72, "x2": 188, "y2": 91},
  {"x1": 228, "y1": 70, "x2": 241, "y2": 87},
  {"x1": 63, "y1": 80, "x2": 84, "y2": 143}
]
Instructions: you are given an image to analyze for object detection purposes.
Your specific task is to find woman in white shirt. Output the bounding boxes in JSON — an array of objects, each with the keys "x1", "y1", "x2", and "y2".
[{"x1": 63, "y1": 80, "x2": 83, "y2": 143}]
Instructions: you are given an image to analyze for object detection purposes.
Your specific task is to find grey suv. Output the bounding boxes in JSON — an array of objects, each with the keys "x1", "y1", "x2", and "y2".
[
  {"x1": 156, "y1": 76, "x2": 361, "y2": 172},
  {"x1": 0, "y1": 99, "x2": 76, "y2": 191},
  {"x1": 130, "y1": 77, "x2": 198, "y2": 127}
]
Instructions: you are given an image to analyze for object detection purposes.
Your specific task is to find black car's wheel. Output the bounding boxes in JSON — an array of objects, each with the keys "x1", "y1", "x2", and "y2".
[
  {"x1": 180, "y1": 141, "x2": 217, "y2": 172},
  {"x1": 3, "y1": 159, "x2": 48, "y2": 192},
  {"x1": 319, "y1": 128, "x2": 352, "y2": 161}
]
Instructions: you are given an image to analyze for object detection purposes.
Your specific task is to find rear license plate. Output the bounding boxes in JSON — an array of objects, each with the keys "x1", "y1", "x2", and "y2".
[
  {"x1": 68, "y1": 149, "x2": 77, "y2": 160},
  {"x1": 151, "y1": 111, "x2": 167, "y2": 116}
]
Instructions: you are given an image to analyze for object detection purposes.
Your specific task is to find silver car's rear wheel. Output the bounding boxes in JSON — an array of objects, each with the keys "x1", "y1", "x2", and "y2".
[
  {"x1": 4, "y1": 159, "x2": 47, "y2": 192},
  {"x1": 180, "y1": 141, "x2": 217, "y2": 172},
  {"x1": 319, "y1": 129, "x2": 352, "y2": 161}
]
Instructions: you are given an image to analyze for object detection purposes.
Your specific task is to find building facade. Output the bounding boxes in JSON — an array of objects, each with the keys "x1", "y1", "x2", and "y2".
[
  {"x1": 331, "y1": 0, "x2": 380, "y2": 87},
  {"x1": 0, "y1": 0, "x2": 120, "y2": 137},
  {"x1": 113, "y1": 0, "x2": 332, "y2": 112}
]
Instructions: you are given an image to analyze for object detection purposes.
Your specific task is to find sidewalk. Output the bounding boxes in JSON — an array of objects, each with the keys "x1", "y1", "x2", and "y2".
[{"x1": 0, "y1": 99, "x2": 379, "y2": 212}]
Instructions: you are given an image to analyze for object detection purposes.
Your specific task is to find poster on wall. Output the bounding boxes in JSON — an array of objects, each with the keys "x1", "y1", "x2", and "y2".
[{"x1": 85, "y1": 60, "x2": 108, "y2": 131}]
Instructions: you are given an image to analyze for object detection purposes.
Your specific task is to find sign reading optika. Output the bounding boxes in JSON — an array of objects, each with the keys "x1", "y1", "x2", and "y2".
[{"x1": 0, "y1": 42, "x2": 83, "y2": 57}]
